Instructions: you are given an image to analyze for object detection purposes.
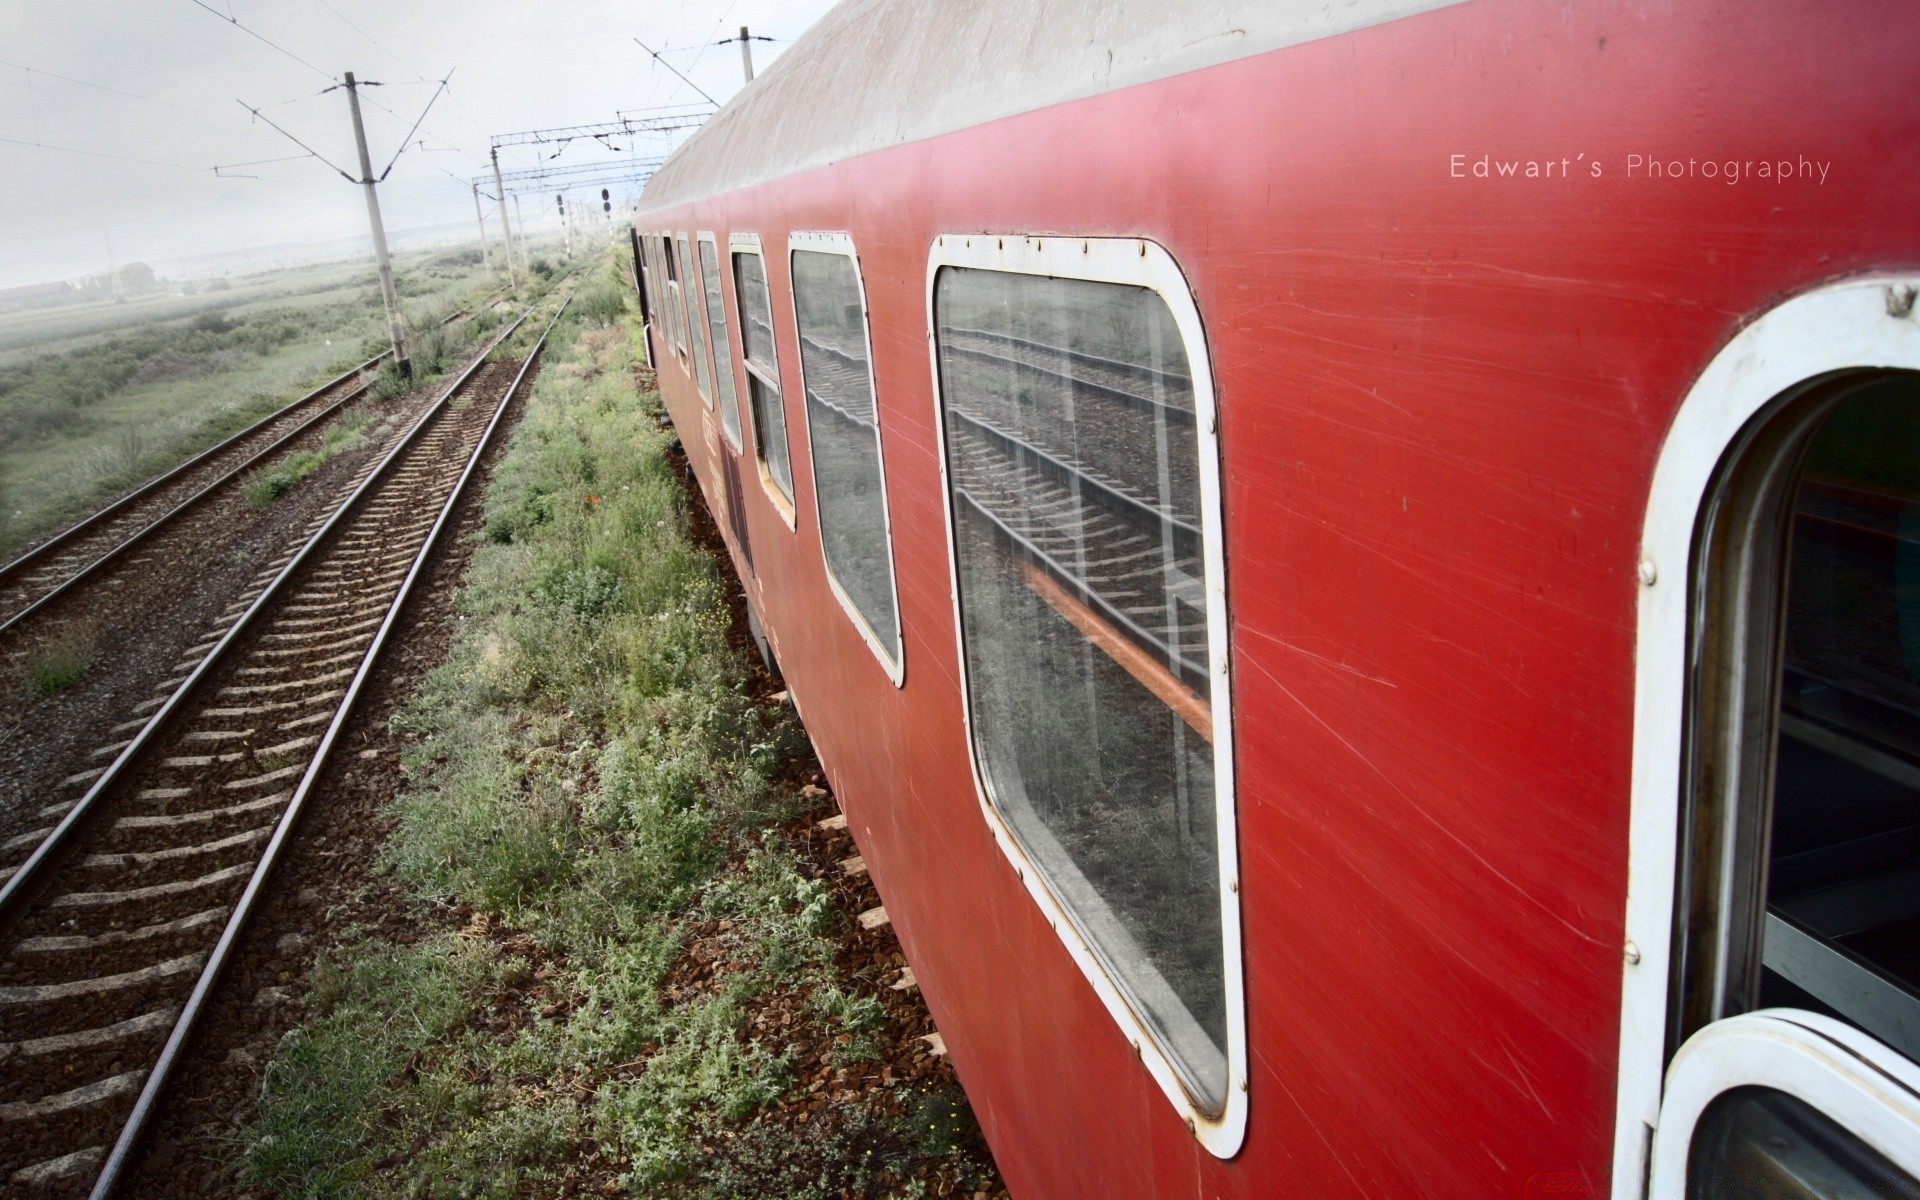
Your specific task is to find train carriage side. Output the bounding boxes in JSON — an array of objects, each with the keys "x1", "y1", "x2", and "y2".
[{"x1": 632, "y1": 0, "x2": 1920, "y2": 1195}]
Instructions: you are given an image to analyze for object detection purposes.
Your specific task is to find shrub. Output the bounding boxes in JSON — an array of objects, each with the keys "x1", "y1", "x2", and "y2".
[{"x1": 27, "y1": 625, "x2": 95, "y2": 695}]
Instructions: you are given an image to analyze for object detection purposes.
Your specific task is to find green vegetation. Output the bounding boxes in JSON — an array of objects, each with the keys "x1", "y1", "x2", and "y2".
[
  {"x1": 241, "y1": 263, "x2": 997, "y2": 1199},
  {"x1": 25, "y1": 623, "x2": 95, "y2": 695},
  {"x1": 0, "y1": 248, "x2": 497, "y2": 559}
]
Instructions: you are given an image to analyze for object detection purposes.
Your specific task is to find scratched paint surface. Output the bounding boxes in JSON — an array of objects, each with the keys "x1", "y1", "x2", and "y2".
[{"x1": 635, "y1": 1, "x2": 1920, "y2": 1195}]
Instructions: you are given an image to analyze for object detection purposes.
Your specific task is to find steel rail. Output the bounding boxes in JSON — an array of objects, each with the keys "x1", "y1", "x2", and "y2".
[
  {"x1": 0, "y1": 299, "x2": 500, "y2": 635},
  {"x1": 0, "y1": 354, "x2": 383, "y2": 587},
  {"x1": 0, "y1": 378, "x2": 372, "y2": 636},
  {"x1": 87, "y1": 292, "x2": 575, "y2": 1199},
  {"x1": 0, "y1": 307, "x2": 531, "y2": 926}
]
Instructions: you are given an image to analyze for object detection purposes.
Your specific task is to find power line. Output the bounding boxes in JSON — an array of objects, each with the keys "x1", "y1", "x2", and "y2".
[
  {"x1": 0, "y1": 134, "x2": 332, "y2": 191},
  {"x1": 633, "y1": 38, "x2": 719, "y2": 106},
  {"x1": 236, "y1": 98, "x2": 357, "y2": 180},
  {"x1": 303, "y1": 0, "x2": 495, "y2": 153},
  {"x1": 375, "y1": 73, "x2": 449, "y2": 179},
  {"x1": 185, "y1": 0, "x2": 335, "y2": 83},
  {"x1": 0, "y1": 58, "x2": 250, "y2": 124},
  {"x1": 0, "y1": 134, "x2": 208, "y2": 173}
]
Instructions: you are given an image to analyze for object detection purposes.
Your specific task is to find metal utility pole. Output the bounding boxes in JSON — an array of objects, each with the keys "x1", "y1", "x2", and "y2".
[
  {"x1": 513, "y1": 193, "x2": 529, "y2": 266},
  {"x1": 470, "y1": 181, "x2": 494, "y2": 277},
  {"x1": 739, "y1": 26, "x2": 755, "y2": 83},
  {"x1": 344, "y1": 71, "x2": 409, "y2": 375},
  {"x1": 557, "y1": 193, "x2": 572, "y2": 258},
  {"x1": 491, "y1": 145, "x2": 520, "y2": 292}
]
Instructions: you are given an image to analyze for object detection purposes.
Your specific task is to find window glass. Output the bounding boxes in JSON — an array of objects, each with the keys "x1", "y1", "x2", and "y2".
[
  {"x1": 1688, "y1": 1086, "x2": 1918, "y2": 1198},
  {"x1": 677, "y1": 236, "x2": 714, "y2": 405},
  {"x1": 663, "y1": 237, "x2": 687, "y2": 355},
  {"x1": 1763, "y1": 377, "x2": 1920, "y2": 1039},
  {"x1": 639, "y1": 237, "x2": 660, "y2": 323},
  {"x1": 934, "y1": 266, "x2": 1227, "y2": 1107},
  {"x1": 733, "y1": 249, "x2": 792, "y2": 502},
  {"x1": 699, "y1": 238, "x2": 742, "y2": 447},
  {"x1": 792, "y1": 248, "x2": 900, "y2": 664}
]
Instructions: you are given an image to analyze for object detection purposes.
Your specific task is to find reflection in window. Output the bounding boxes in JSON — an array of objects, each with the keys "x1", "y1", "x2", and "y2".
[
  {"x1": 662, "y1": 237, "x2": 687, "y2": 355},
  {"x1": 792, "y1": 249, "x2": 899, "y2": 665},
  {"x1": 677, "y1": 235, "x2": 713, "y2": 405},
  {"x1": 1764, "y1": 377, "x2": 1920, "y2": 1050},
  {"x1": 733, "y1": 250, "x2": 793, "y2": 503},
  {"x1": 1689, "y1": 1086, "x2": 1918, "y2": 1198},
  {"x1": 699, "y1": 239, "x2": 742, "y2": 448},
  {"x1": 934, "y1": 266, "x2": 1227, "y2": 1108}
]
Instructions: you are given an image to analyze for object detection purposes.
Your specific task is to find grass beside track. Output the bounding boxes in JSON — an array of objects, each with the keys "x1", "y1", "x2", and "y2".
[
  {"x1": 0, "y1": 250, "x2": 500, "y2": 559},
  {"x1": 239, "y1": 267, "x2": 1001, "y2": 1198}
]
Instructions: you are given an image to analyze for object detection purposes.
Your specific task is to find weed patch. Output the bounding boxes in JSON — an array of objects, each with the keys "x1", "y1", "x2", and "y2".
[
  {"x1": 242, "y1": 266, "x2": 1001, "y2": 1199},
  {"x1": 26, "y1": 623, "x2": 95, "y2": 695}
]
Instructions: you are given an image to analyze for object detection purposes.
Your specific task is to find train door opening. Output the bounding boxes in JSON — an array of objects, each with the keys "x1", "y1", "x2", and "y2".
[{"x1": 1647, "y1": 362, "x2": 1920, "y2": 1193}]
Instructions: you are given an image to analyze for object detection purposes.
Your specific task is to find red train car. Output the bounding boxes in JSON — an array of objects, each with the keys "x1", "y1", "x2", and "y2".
[{"x1": 630, "y1": 2, "x2": 1920, "y2": 1194}]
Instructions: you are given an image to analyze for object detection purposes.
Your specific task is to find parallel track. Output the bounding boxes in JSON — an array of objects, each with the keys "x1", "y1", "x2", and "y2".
[
  {"x1": 0, "y1": 295, "x2": 570, "y2": 1197},
  {"x1": 0, "y1": 299, "x2": 498, "y2": 636}
]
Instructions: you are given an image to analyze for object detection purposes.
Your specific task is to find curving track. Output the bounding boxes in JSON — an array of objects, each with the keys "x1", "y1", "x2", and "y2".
[{"x1": 0, "y1": 295, "x2": 569, "y2": 1198}]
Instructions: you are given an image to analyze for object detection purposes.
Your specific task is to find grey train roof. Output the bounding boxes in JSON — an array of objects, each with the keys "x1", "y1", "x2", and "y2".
[{"x1": 637, "y1": 0, "x2": 1466, "y2": 214}]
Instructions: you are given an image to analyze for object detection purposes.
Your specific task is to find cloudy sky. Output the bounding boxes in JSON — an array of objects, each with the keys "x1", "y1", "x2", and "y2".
[{"x1": 0, "y1": 0, "x2": 838, "y2": 288}]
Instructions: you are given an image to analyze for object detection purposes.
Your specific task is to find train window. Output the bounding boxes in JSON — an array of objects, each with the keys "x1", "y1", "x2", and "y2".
[
  {"x1": 929, "y1": 237, "x2": 1241, "y2": 1143},
  {"x1": 698, "y1": 234, "x2": 743, "y2": 450},
  {"x1": 789, "y1": 234, "x2": 902, "y2": 680},
  {"x1": 662, "y1": 236, "x2": 688, "y2": 358},
  {"x1": 677, "y1": 235, "x2": 714, "y2": 407},
  {"x1": 1677, "y1": 373, "x2": 1920, "y2": 1057},
  {"x1": 731, "y1": 239, "x2": 795, "y2": 517},
  {"x1": 1688, "y1": 1087, "x2": 1918, "y2": 1197}
]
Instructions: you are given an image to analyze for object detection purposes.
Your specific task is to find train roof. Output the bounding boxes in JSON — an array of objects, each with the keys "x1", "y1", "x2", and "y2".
[{"x1": 637, "y1": 0, "x2": 1463, "y2": 213}]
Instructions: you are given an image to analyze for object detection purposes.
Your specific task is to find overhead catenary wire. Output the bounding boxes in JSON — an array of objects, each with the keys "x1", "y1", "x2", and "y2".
[
  {"x1": 634, "y1": 37, "x2": 719, "y2": 107},
  {"x1": 0, "y1": 58, "x2": 252, "y2": 124},
  {"x1": 185, "y1": 0, "x2": 336, "y2": 83},
  {"x1": 0, "y1": 133, "x2": 327, "y2": 189},
  {"x1": 236, "y1": 98, "x2": 358, "y2": 181}
]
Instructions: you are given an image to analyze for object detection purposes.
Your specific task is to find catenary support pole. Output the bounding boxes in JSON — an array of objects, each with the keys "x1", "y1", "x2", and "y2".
[
  {"x1": 514, "y1": 193, "x2": 529, "y2": 266},
  {"x1": 491, "y1": 146, "x2": 520, "y2": 292},
  {"x1": 344, "y1": 71, "x2": 409, "y2": 375},
  {"x1": 558, "y1": 193, "x2": 572, "y2": 258},
  {"x1": 470, "y1": 182, "x2": 494, "y2": 277},
  {"x1": 739, "y1": 26, "x2": 755, "y2": 83}
]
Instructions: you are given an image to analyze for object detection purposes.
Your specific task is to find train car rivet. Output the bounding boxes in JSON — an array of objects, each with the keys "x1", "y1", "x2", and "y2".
[
  {"x1": 1624, "y1": 941, "x2": 1641, "y2": 965},
  {"x1": 1229, "y1": 879, "x2": 1239, "y2": 893},
  {"x1": 1637, "y1": 559, "x2": 1658, "y2": 586},
  {"x1": 1131, "y1": 1039, "x2": 1142, "y2": 1058},
  {"x1": 1886, "y1": 284, "x2": 1917, "y2": 319}
]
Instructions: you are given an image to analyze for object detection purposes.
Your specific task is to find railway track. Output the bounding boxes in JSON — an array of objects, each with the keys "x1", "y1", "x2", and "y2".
[
  {"x1": 0, "y1": 294, "x2": 570, "y2": 1197},
  {"x1": 0, "y1": 300, "x2": 496, "y2": 637}
]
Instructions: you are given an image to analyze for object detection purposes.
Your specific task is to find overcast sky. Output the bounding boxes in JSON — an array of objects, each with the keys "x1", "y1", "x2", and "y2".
[{"x1": 0, "y1": 0, "x2": 838, "y2": 288}]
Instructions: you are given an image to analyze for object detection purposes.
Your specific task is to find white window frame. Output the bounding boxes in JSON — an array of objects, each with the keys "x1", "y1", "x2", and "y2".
[
  {"x1": 729, "y1": 231, "x2": 796, "y2": 530},
  {"x1": 699, "y1": 230, "x2": 745, "y2": 453},
  {"x1": 1614, "y1": 274, "x2": 1920, "y2": 1195},
  {"x1": 677, "y1": 233, "x2": 715, "y2": 409},
  {"x1": 1649, "y1": 1010, "x2": 1920, "y2": 1190},
  {"x1": 788, "y1": 231, "x2": 905, "y2": 686},
  {"x1": 661, "y1": 233, "x2": 687, "y2": 361},
  {"x1": 923, "y1": 233, "x2": 1246, "y2": 1157}
]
